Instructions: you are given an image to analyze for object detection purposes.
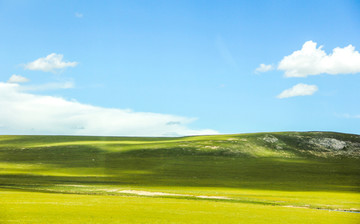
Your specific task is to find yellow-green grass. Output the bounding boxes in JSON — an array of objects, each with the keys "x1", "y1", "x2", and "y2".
[
  {"x1": 1, "y1": 189, "x2": 359, "y2": 224},
  {"x1": 0, "y1": 132, "x2": 359, "y2": 223}
]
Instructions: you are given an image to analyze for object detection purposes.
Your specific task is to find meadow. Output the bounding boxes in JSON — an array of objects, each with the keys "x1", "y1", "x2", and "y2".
[{"x1": 0, "y1": 132, "x2": 359, "y2": 223}]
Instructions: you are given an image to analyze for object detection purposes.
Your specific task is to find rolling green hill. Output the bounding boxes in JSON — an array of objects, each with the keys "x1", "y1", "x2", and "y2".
[{"x1": 0, "y1": 132, "x2": 359, "y2": 223}]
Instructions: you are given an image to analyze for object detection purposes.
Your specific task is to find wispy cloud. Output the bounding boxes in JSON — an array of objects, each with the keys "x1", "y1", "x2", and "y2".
[
  {"x1": 278, "y1": 41, "x2": 360, "y2": 77},
  {"x1": 277, "y1": 83, "x2": 318, "y2": 99},
  {"x1": 20, "y1": 81, "x2": 75, "y2": 91},
  {"x1": 75, "y1": 12, "x2": 83, "y2": 18},
  {"x1": 24, "y1": 53, "x2": 78, "y2": 72},
  {"x1": 8, "y1": 74, "x2": 29, "y2": 83},
  {"x1": 216, "y1": 36, "x2": 236, "y2": 66},
  {"x1": 255, "y1": 64, "x2": 273, "y2": 73},
  {"x1": 0, "y1": 82, "x2": 218, "y2": 136},
  {"x1": 340, "y1": 113, "x2": 360, "y2": 119}
]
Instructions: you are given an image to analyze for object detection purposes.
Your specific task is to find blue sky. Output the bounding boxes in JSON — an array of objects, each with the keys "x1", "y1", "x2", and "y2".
[{"x1": 0, "y1": 0, "x2": 360, "y2": 136}]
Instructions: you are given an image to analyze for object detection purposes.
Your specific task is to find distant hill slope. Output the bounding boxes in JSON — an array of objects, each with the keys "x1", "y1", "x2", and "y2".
[
  {"x1": 0, "y1": 131, "x2": 359, "y2": 193},
  {"x1": 1, "y1": 131, "x2": 359, "y2": 158}
]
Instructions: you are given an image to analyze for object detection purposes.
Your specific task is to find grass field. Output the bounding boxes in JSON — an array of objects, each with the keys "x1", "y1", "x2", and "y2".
[{"x1": 0, "y1": 132, "x2": 359, "y2": 223}]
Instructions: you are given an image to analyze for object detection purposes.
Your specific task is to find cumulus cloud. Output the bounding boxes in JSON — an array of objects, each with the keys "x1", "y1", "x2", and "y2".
[
  {"x1": 255, "y1": 64, "x2": 273, "y2": 73},
  {"x1": 8, "y1": 74, "x2": 29, "y2": 83},
  {"x1": 24, "y1": 53, "x2": 78, "y2": 72},
  {"x1": 0, "y1": 82, "x2": 218, "y2": 136},
  {"x1": 278, "y1": 41, "x2": 360, "y2": 77},
  {"x1": 277, "y1": 83, "x2": 318, "y2": 99}
]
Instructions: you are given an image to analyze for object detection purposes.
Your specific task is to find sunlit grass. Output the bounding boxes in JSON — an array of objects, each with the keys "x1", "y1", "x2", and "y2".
[{"x1": 1, "y1": 189, "x2": 359, "y2": 224}]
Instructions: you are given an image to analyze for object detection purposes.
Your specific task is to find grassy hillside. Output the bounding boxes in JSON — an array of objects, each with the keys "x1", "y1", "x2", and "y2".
[{"x1": 0, "y1": 132, "x2": 359, "y2": 223}]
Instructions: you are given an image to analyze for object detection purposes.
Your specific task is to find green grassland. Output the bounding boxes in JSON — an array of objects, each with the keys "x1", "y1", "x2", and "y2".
[{"x1": 0, "y1": 132, "x2": 359, "y2": 223}]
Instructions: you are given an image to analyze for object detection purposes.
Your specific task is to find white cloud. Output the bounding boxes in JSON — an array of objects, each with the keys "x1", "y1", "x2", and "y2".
[
  {"x1": 8, "y1": 74, "x2": 29, "y2": 83},
  {"x1": 278, "y1": 41, "x2": 360, "y2": 77},
  {"x1": 24, "y1": 53, "x2": 78, "y2": 72},
  {"x1": 75, "y1": 12, "x2": 83, "y2": 18},
  {"x1": 255, "y1": 64, "x2": 273, "y2": 73},
  {"x1": 0, "y1": 82, "x2": 218, "y2": 136},
  {"x1": 277, "y1": 83, "x2": 318, "y2": 99}
]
